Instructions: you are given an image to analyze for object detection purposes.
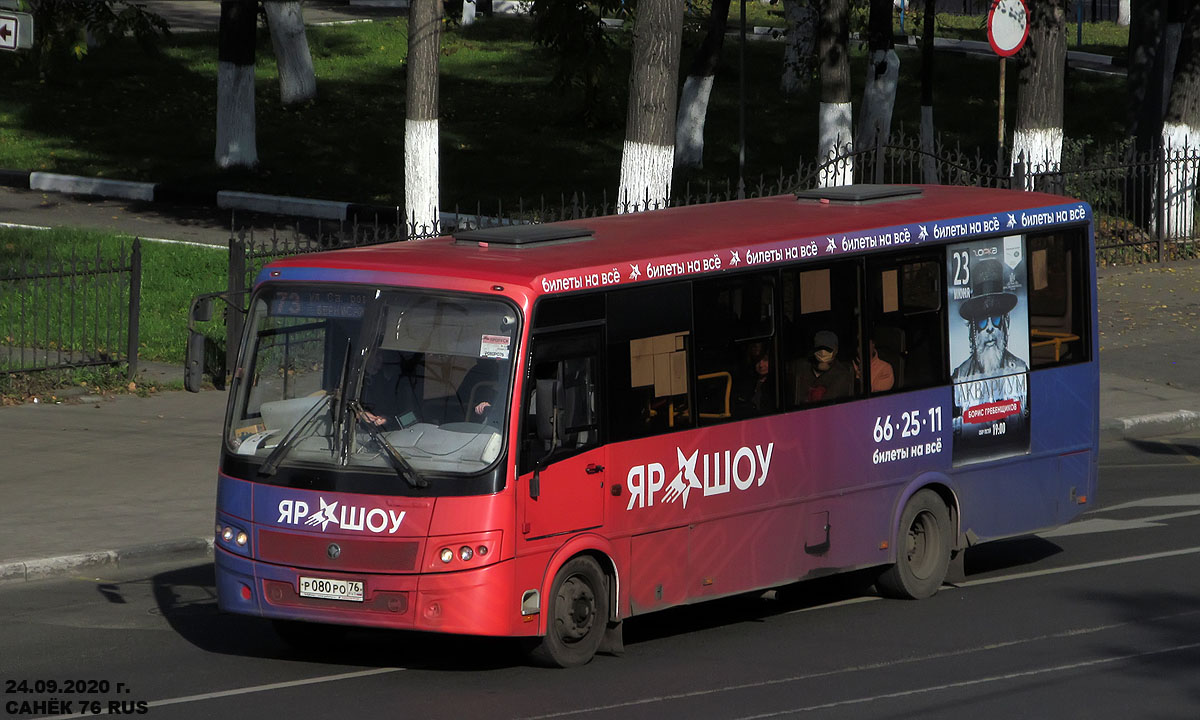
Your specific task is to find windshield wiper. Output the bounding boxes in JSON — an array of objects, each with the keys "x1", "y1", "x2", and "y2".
[
  {"x1": 258, "y1": 393, "x2": 332, "y2": 477},
  {"x1": 349, "y1": 400, "x2": 429, "y2": 489}
]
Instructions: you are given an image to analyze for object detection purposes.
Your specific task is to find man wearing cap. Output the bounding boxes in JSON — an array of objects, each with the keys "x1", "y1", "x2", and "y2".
[
  {"x1": 951, "y1": 258, "x2": 1028, "y2": 382},
  {"x1": 794, "y1": 330, "x2": 854, "y2": 404}
]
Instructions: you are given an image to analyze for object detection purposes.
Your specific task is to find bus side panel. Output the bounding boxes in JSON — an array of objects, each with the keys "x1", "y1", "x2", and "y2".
[{"x1": 954, "y1": 362, "x2": 1098, "y2": 542}]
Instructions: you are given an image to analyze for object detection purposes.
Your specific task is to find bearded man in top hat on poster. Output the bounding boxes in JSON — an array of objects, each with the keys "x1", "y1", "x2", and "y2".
[{"x1": 951, "y1": 257, "x2": 1028, "y2": 382}]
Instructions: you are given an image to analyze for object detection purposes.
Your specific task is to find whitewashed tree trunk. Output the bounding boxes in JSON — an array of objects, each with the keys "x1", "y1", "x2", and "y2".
[
  {"x1": 265, "y1": 1, "x2": 317, "y2": 105},
  {"x1": 675, "y1": 75, "x2": 715, "y2": 169},
  {"x1": 780, "y1": 0, "x2": 817, "y2": 95},
  {"x1": 817, "y1": 0, "x2": 852, "y2": 187},
  {"x1": 1118, "y1": 0, "x2": 1130, "y2": 27},
  {"x1": 818, "y1": 101, "x2": 853, "y2": 187},
  {"x1": 405, "y1": 0, "x2": 442, "y2": 233},
  {"x1": 1011, "y1": 0, "x2": 1066, "y2": 188},
  {"x1": 216, "y1": 0, "x2": 258, "y2": 169},
  {"x1": 674, "y1": 0, "x2": 730, "y2": 170},
  {"x1": 462, "y1": 0, "x2": 476, "y2": 26},
  {"x1": 1153, "y1": 3, "x2": 1200, "y2": 239},
  {"x1": 619, "y1": 0, "x2": 685, "y2": 212},
  {"x1": 857, "y1": 49, "x2": 899, "y2": 152}
]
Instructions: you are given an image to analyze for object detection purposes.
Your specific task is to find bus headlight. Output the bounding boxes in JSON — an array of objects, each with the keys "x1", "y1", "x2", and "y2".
[
  {"x1": 422, "y1": 530, "x2": 502, "y2": 572},
  {"x1": 440, "y1": 548, "x2": 454, "y2": 564}
]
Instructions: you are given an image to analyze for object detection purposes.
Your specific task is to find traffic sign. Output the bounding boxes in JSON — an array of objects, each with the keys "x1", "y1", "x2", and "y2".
[
  {"x1": 987, "y1": 0, "x2": 1028, "y2": 58},
  {"x1": 0, "y1": 11, "x2": 34, "y2": 52}
]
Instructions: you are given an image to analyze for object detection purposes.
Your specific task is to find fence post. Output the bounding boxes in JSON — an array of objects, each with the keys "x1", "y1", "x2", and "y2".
[
  {"x1": 1156, "y1": 146, "x2": 1166, "y2": 263},
  {"x1": 226, "y1": 230, "x2": 247, "y2": 388},
  {"x1": 126, "y1": 238, "x2": 141, "y2": 380}
]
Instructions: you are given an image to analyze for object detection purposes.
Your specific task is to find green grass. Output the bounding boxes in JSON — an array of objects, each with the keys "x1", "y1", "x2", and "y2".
[
  {"x1": 0, "y1": 12, "x2": 1128, "y2": 211},
  {"x1": 0, "y1": 227, "x2": 227, "y2": 366}
]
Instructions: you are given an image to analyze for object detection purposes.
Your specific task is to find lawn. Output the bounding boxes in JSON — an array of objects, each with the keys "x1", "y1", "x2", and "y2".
[{"x1": 0, "y1": 10, "x2": 1128, "y2": 212}]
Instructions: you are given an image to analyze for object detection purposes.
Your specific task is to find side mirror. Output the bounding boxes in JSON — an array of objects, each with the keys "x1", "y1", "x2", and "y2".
[
  {"x1": 184, "y1": 331, "x2": 207, "y2": 393},
  {"x1": 191, "y1": 296, "x2": 214, "y2": 323}
]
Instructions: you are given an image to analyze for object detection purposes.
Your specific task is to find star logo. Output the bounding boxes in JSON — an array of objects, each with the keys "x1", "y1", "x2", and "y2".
[
  {"x1": 304, "y1": 497, "x2": 340, "y2": 531},
  {"x1": 629, "y1": 263, "x2": 642, "y2": 280},
  {"x1": 826, "y1": 237, "x2": 836, "y2": 253},
  {"x1": 730, "y1": 250, "x2": 741, "y2": 266},
  {"x1": 918, "y1": 224, "x2": 928, "y2": 241},
  {"x1": 662, "y1": 448, "x2": 702, "y2": 509}
]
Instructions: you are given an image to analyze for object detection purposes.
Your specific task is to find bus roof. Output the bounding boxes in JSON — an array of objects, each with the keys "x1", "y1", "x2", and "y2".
[{"x1": 265, "y1": 185, "x2": 1087, "y2": 295}]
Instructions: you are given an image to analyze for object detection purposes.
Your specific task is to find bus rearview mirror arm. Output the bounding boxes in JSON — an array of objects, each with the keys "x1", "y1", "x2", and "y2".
[
  {"x1": 184, "y1": 289, "x2": 249, "y2": 393},
  {"x1": 530, "y1": 378, "x2": 563, "y2": 500}
]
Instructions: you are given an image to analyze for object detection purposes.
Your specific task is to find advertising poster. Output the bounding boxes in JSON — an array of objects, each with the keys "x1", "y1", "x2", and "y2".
[{"x1": 946, "y1": 235, "x2": 1031, "y2": 465}]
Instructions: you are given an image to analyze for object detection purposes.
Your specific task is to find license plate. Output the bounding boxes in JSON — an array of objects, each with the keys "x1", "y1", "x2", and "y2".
[{"x1": 298, "y1": 576, "x2": 364, "y2": 602}]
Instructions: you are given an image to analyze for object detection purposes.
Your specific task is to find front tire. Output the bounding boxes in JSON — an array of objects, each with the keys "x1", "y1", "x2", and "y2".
[
  {"x1": 527, "y1": 556, "x2": 609, "y2": 668},
  {"x1": 876, "y1": 489, "x2": 951, "y2": 599}
]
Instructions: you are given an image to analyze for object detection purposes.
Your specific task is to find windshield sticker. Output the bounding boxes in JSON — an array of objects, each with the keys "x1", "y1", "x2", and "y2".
[
  {"x1": 625, "y1": 443, "x2": 774, "y2": 511},
  {"x1": 480, "y1": 334, "x2": 511, "y2": 359},
  {"x1": 235, "y1": 430, "x2": 275, "y2": 456},
  {"x1": 277, "y1": 497, "x2": 406, "y2": 534},
  {"x1": 535, "y1": 202, "x2": 1089, "y2": 294},
  {"x1": 947, "y1": 236, "x2": 1032, "y2": 465}
]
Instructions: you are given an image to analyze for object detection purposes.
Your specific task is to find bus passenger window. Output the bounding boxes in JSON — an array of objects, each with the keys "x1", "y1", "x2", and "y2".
[
  {"x1": 1028, "y1": 230, "x2": 1089, "y2": 367},
  {"x1": 867, "y1": 257, "x2": 947, "y2": 391},
  {"x1": 608, "y1": 284, "x2": 693, "y2": 441},
  {"x1": 693, "y1": 273, "x2": 776, "y2": 423},
  {"x1": 782, "y1": 262, "x2": 862, "y2": 408}
]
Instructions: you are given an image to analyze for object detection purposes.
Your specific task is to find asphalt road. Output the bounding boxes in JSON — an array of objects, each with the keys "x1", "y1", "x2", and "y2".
[{"x1": 3, "y1": 433, "x2": 1199, "y2": 720}]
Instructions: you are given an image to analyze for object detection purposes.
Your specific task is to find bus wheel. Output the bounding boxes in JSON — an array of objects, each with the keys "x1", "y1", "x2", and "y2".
[
  {"x1": 528, "y1": 556, "x2": 609, "y2": 668},
  {"x1": 877, "y1": 489, "x2": 951, "y2": 600}
]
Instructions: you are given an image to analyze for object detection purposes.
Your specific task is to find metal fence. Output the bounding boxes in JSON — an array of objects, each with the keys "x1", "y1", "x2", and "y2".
[
  {"x1": 937, "y1": 0, "x2": 1119, "y2": 23},
  {"x1": 0, "y1": 238, "x2": 142, "y2": 377}
]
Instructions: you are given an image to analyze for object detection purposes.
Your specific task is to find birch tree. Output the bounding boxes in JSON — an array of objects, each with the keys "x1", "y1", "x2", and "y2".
[
  {"x1": 264, "y1": 0, "x2": 317, "y2": 105},
  {"x1": 781, "y1": 0, "x2": 818, "y2": 95},
  {"x1": 856, "y1": 0, "x2": 899, "y2": 156},
  {"x1": 405, "y1": 0, "x2": 442, "y2": 233},
  {"x1": 1127, "y1": 0, "x2": 1183, "y2": 158},
  {"x1": 675, "y1": 0, "x2": 732, "y2": 170},
  {"x1": 215, "y1": 0, "x2": 257, "y2": 169},
  {"x1": 1118, "y1": 0, "x2": 1130, "y2": 27},
  {"x1": 618, "y1": 0, "x2": 685, "y2": 211},
  {"x1": 1158, "y1": 2, "x2": 1200, "y2": 238},
  {"x1": 817, "y1": 0, "x2": 853, "y2": 186},
  {"x1": 1011, "y1": 0, "x2": 1065, "y2": 185},
  {"x1": 920, "y1": 0, "x2": 938, "y2": 182}
]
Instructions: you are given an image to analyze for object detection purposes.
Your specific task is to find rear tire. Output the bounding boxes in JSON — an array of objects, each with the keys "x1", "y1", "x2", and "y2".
[
  {"x1": 877, "y1": 489, "x2": 951, "y2": 599},
  {"x1": 527, "y1": 556, "x2": 609, "y2": 668}
]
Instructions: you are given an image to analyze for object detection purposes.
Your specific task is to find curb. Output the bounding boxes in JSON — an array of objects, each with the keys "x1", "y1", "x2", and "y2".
[
  {"x1": 1100, "y1": 409, "x2": 1200, "y2": 442},
  {"x1": 0, "y1": 537, "x2": 213, "y2": 586}
]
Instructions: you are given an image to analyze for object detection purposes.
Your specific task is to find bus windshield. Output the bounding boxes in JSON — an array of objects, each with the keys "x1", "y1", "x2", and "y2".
[{"x1": 227, "y1": 285, "x2": 518, "y2": 482}]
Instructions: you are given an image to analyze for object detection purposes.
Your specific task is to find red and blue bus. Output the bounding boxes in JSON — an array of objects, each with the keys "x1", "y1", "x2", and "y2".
[{"x1": 194, "y1": 184, "x2": 1097, "y2": 667}]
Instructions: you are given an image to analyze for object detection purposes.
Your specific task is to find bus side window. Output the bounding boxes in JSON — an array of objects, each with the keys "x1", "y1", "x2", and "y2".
[
  {"x1": 1028, "y1": 229, "x2": 1089, "y2": 367},
  {"x1": 782, "y1": 261, "x2": 863, "y2": 408},
  {"x1": 693, "y1": 272, "x2": 777, "y2": 422},
  {"x1": 607, "y1": 284, "x2": 694, "y2": 441},
  {"x1": 867, "y1": 256, "x2": 947, "y2": 392},
  {"x1": 519, "y1": 330, "x2": 601, "y2": 474}
]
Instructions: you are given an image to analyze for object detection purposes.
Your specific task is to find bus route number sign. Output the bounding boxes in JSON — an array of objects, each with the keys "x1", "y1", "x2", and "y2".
[{"x1": 987, "y1": 0, "x2": 1028, "y2": 57}]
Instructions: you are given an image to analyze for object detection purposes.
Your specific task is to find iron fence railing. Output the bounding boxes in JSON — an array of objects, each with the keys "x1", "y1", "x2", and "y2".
[{"x1": 0, "y1": 238, "x2": 142, "y2": 377}]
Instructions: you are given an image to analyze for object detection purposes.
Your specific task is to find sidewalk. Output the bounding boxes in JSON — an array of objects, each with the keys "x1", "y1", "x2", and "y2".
[{"x1": 1, "y1": 257, "x2": 1197, "y2": 585}]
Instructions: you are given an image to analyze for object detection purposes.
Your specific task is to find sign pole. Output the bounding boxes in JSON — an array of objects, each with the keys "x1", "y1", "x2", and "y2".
[
  {"x1": 987, "y1": 0, "x2": 1028, "y2": 177},
  {"x1": 998, "y1": 57, "x2": 1006, "y2": 171}
]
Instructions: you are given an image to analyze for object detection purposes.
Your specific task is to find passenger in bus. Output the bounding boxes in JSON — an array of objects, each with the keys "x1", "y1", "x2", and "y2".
[
  {"x1": 735, "y1": 341, "x2": 776, "y2": 416},
  {"x1": 854, "y1": 340, "x2": 894, "y2": 392},
  {"x1": 794, "y1": 331, "x2": 854, "y2": 404},
  {"x1": 951, "y1": 258, "x2": 1029, "y2": 382},
  {"x1": 360, "y1": 349, "x2": 421, "y2": 428}
]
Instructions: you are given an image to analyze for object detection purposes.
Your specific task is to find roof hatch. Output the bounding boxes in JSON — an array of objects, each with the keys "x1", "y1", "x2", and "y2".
[
  {"x1": 453, "y1": 224, "x2": 594, "y2": 247},
  {"x1": 795, "y1": 185, "x2": 922, "y2": 204}
]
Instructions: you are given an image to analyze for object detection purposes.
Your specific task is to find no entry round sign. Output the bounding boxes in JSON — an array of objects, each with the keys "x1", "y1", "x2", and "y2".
[{"x1": 987, "y1": 0, "x2": 1029, "y2": 57}]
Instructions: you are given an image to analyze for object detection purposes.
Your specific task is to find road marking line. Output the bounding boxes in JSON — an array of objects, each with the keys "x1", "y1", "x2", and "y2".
[
  {"x1": 730, "y1": 641, "x2": 1200, "y2": 718},
  {"x1": 45, "y1": 668, "x2": 404, "y2": 719},
  {"x1": 0, "y1": 221, "x2": 51, "y2": 230},
  {"x1": 1, "y1": 222, "x2": 225, "y2": 249},
  {"x1": 955, "y1": 545, "x2": 1200, "y2": 587}
]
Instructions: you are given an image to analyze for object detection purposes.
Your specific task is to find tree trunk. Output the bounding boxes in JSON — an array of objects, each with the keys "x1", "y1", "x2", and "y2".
[
  {"x1": 675, "y1": 0, "x2": 732, "y2": 170},
  {"x1": 216, "y1": 0, "x2": 258, "y2": 169},
  {"x1": 818, "y1": 0, "x2": 852, "y2": 186},
  {"x1": 920, "y1": 0, "x2": 938, "y2": 183},
  {"x1": 1157, "y1": 2, "x2": 1200, "y2": 238},
  {"x1": 1118, "y1": 0, "x2": 1130, "y2": 27},
  {"x1": 618, "y1": 0, "x2": 685, "y2": 212},
  {"x1": 405, "y1": 0, "x2": 442, "y2": 234},
  {"x1": 1011, "y1": 0, "x2": 1065, "y2": 186},
  {"x1": 781, "y1": 0, "x2": 818, "y2": 96},
  {"x1": 857, "y1": 0, "x2": 899, "y2": 163},
  {"x1": 265, "y1": 1, "x2": 317, "y2": 105}
]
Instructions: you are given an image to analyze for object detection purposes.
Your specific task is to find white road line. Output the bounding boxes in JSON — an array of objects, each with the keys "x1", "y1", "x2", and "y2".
[
  {"x1": 731, "y1": 642, "x2": 1200, "y2": 718},
  {"x1": 955, "y1": 545, "x2": 1200, "y2": 587},
  {"x1": 45, "y1": 668, "x2": 404, "y2": 719},
  {"x1": 1, "y1": 221, "x2": 225, "y2": 249},
  {"x1": 0, "y1": 221, "x2": 52, "y2": 230}
]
